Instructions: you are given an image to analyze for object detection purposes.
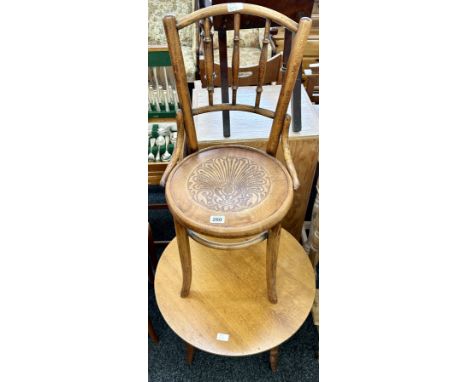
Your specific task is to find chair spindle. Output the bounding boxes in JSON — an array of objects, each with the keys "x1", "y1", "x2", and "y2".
[
  {"x1": 232, "y1": 13, "x2": 241, "y2": 105},
  {"x1": 255, "y1": 18, "x2": 271, "y2": 108},
  {"x1": 203, "y1": 17, "x2": 215, "y2": 106}
]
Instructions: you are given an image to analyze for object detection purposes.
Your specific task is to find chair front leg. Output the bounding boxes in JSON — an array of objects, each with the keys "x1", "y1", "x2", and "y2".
[
  {"x1": 174, "y1": 219, "x2": 192, "y2": 297},
  {"x1": 266, "y1": 223, "x2": 281, "y2": 304}
]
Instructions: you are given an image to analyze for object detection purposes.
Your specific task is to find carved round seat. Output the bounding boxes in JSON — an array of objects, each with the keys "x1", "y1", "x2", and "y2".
[{"x1": 166, "y1": 145, "x2": 293, "y2": 238}]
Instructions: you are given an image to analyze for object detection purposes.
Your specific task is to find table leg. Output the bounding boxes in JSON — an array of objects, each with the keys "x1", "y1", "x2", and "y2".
[
  {"x1": 185, "y1": 342, "x2": 195, "y2": 365},
  {"x1": 291, "y1": 65, "x2": 302, "y2": 132},
  {"x1": 148, "y1": 318, "x2": 159, "y2": 343},
  {"x1": 269, "y1": 346, "x2": 279, "y2": 372},
  {"x1": 148, "y1": 223, "x2": 159, "y2": 284},
  {"x1": 219, "y1": 25, "x2": 231, "y2": 137}
]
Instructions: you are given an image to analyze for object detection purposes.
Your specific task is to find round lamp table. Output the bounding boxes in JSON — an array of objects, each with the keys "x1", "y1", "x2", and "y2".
[{"x1": 154, "y1": 228, "x2": 315, "y2": 371}]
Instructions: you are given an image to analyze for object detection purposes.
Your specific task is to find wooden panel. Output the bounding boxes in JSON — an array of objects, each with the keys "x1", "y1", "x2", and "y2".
[
  {"x1": 148, "y1": 162, "x2": 167, "y2": 185},
  {"x1": 275, "y1": 38, "x2": 319, "y2": 58},
  {"x1": 303, "y1": 57, "x2": 320, "y2": 70}
]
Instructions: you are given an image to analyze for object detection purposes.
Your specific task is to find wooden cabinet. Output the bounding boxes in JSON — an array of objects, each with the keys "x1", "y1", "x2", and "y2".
[
  {"x1": 273, "y1": 29, "x2": 319, "y2": 69},
  {"x1": 272, "y1": 0, "x2": 319, "y2": 70}
]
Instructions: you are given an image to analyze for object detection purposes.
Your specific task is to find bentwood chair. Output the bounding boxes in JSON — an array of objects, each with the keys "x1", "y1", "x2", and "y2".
[{"x1": 161, "y1": 3, "x2": 311, "y2": 303}]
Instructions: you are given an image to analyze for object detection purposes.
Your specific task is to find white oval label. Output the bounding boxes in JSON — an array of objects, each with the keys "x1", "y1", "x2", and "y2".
[{"x1": 210, "y1": 215, "x2": 225, "y2": 224}]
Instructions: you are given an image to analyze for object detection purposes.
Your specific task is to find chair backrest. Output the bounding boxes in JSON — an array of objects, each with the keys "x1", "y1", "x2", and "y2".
[{"x1": 163, "y1": 3, "x2": 311, "y2": 156}]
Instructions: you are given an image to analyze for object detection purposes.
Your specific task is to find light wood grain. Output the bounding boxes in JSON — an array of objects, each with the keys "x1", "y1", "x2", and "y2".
[
  {"x1": 154, "y1": 228, "x2": 315, "y2": 357},
  {"x1": 177, "y1": 3, "x2": 299, "y2": 32}
]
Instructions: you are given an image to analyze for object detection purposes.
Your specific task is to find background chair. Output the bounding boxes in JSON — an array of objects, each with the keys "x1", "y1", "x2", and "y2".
[
  {"x1": 304, "y1": 62, "x2": 319, "y2": 104},
  {"x1": 161, "y1": 3, "x2": 312, "y2": 303},
  {"x1": 197, "y1": 0, "x2": 315, "y2": 135},
  {"x1": 199, "y1": 28, "x2": 282, "y2": 87},
  {"x1": 148, "y1": 0, "x2": 198, "y2": 82}
]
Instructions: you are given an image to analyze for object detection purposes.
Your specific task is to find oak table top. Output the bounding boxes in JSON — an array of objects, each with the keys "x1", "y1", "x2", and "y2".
[{"x1": 154, "y1": 228, "x2": 315, "y2": 357}]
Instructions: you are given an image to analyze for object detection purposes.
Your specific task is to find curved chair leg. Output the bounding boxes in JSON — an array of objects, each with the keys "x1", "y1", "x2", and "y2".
[
  {"x1": 269, "y1": 346, "x2": 279, "y2": 372},
  {"x1": 174, "y1": 220, "x2": 192, "y2": 297},
  {"x1": 266, "y1": 223, "x2": 281, "y2": 303}
]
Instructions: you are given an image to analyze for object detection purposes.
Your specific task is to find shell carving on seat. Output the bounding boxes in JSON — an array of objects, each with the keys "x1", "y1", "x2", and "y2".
[{"x1": 187, "y1": 156, "x2": 271, "y2": 212}]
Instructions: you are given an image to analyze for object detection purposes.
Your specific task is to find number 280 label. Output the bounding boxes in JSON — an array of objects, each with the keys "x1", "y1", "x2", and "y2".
[{"x1": 210, "y1": 215, "x2": 225, "y2": 224}]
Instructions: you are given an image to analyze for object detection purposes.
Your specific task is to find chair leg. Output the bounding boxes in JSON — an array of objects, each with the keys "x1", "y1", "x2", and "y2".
[
  {"x1": 269, "y1": 346, "x2": 279, "y2": 372},
  {"x1": 174, "y1": 220, "x2": 192, "y2": 298},
  {"x1": 266, "y1": 223, "x2": 281, "y2": 304},
  {"x1": 148, "y1": 318, "x2": 159, "y2": 343}
]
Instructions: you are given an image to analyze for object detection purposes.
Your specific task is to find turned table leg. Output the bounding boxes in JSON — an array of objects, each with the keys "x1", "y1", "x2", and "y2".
[
  {"x1": 148, "y1": 318, "x2": 159, "y2": 343},
  {"x1": 185, "y1": 342, "x2": 195, "y2": 365},
  {"x1": 174, "y1": 220, "x2": 192, "y2": 297},
  {"x1": 266, "y1": 224, "x2": 281, "y2": 303},
  {"x1": 148, "y1": 223, "x2": 158, "y2": 284},
  {"x1": 269, "y1": 346, "x2": 279, "y2": 372}
]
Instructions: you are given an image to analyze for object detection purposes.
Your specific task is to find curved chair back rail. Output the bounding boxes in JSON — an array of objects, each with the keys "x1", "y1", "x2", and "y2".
[
  {"x1": 163, "y1": 3, "x2": 312, "y2": 160},
  {"x1": 176, "y1": 3, "x2": 299, "y2": 31}
]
